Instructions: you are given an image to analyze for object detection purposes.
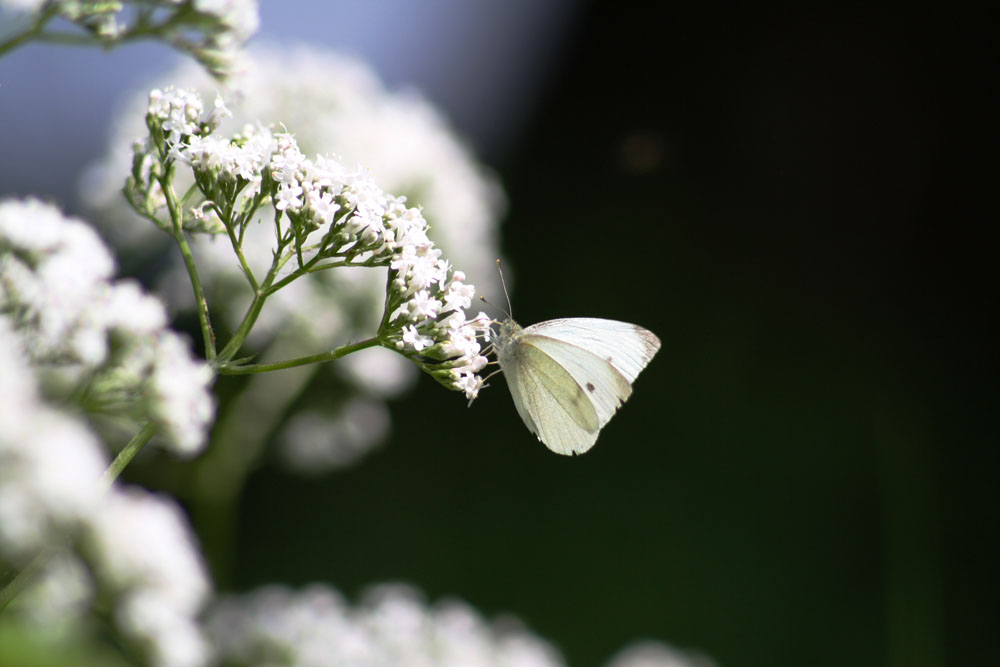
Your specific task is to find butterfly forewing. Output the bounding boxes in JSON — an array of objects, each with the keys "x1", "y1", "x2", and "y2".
[{"x1": 522, "y1": 318, "x2": 660, "y2": 384}]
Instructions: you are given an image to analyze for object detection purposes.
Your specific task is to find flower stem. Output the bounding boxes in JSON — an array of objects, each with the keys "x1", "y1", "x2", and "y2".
[
  {"x1": 217, "y1": 337, "x2": 381, "y2": 375},
  {"x1": 99, "y1": 423, "x2": 157, "y2": 492},
  {"x1": 216, "y1": 290, "x2": 266, "y2": 362},
  {"x1": 160, "y1": 171, "x2": 217, "y2": 361},
  {"x1": 224, "y1": 216, "x2": 259, "y2": 292},
  {"x1": 215, "y1": 230, "x2": 293, "y2": 363},
  {"x1": 0, "y1": 6, "x2": 58, "y2": 57},
  {"x1": 0, "y1": 547, "x2": 49, "y2": 613},
  {"x1": 263, "y1": 257, "x2": 381, "y2": 296}
]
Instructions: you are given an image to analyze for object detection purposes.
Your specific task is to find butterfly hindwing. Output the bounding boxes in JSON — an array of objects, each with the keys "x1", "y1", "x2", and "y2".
[
  {"x1": 514, "y1": 343, "x2": 600, "y2": 432},
  {"x1": 520, "y1": 333, "x2": 633, "y2": 429},
  {"x1": 501, "y1": 343, "x2": 601, "y2": 455}
]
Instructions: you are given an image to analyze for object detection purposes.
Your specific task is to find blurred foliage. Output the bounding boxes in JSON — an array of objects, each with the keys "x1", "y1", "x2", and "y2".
[{"x1": 0, "y1": 619, "x2": 129, "y2": 667}]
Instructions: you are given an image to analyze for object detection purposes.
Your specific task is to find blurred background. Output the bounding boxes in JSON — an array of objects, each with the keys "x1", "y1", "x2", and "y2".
[{"x1": 0, "y1": 2, "x2": 994, "y2": 666}]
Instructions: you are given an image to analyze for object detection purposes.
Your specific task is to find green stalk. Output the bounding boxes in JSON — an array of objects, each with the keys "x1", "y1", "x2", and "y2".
[
  {"x1": 218, "y1": 337, "x2": 381, "y2": 375},
  {"x1": 99, "y1": 423, "x2": 157, "y2": 493},
  {"x1": 0, "y1": 5, "x2": 58, "y2": 56},
  {"x1": 160, "y1": 171, "x2": 217, "y2": 361},
  {"x1": 222, "y1": 209, "x2": 259, "y2": 292},
  {"x1": 215, "y1": 290, "x2": 266, "y2": 363},
  {"x1": 215, "y1": 228, "x2": 295, "y2": 363},
  {"x1": 0, "y1": 548, "x2": 49, "y2": 613}
]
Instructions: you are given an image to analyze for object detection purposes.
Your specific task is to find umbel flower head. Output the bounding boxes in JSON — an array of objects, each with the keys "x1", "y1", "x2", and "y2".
[
  {"x1": 128, "y1": 86, "x2": 493, "y2": 400},
  {"x1": 83, "y1": 48, "x2": 506, "y2": 470},
  {"x1": 382, "y1": 264, "x2": 493, "y2": 400},
  {"x1": 0, "y1": 198, "x2": 215, "y2": 456}
]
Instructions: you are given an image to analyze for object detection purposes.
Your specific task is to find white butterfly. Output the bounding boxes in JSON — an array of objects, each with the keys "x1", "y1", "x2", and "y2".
[{"x1": 494, "y1": 316, "x2": 661, "y2": 455}]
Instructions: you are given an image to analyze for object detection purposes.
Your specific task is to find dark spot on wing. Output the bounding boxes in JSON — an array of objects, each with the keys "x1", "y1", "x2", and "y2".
[{"x1": 586, "y1": 382, "x2": 596, "y2": 393}]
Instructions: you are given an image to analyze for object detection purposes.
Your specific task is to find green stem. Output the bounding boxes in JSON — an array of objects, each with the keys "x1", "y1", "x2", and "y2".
[
  {"x1": 216, "y1": 291, "x2": 266, "y2": 363},
  {"x1": 220, "y1": 207, "x2": 259, "y2": 292},
  {"x1": 263, "y1": 258, "x2": 383, "y2": 296},
  {"x1": 218, "y1": 337, "x2": 381, "y2": 375},
  {"x1": 99, "y1": 423, "x2": 157, "y2": 492},
  {"x1": 0, "y1": 548, "x2": 49, "y2": 613},
  {"x1": 263, "y1": 262, "x2": 327, "y2": 295},
  {"x1": 160, "y1": 172, "x2": 217, "y2": 361},
  {"x1": 22, "y1": 31, "x2": 102, "y2": 46},
  {"x1": 0, "y1": 6, "x2": 58, "y2": 56},
  {"x1": 215, "y1": 231, "x2": 294, "y2": 363}
]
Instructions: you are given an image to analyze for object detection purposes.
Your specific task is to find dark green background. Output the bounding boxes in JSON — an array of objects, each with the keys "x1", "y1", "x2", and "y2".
[{"x1": 224, "y1": 5, "x2": 991, "y2": 667}]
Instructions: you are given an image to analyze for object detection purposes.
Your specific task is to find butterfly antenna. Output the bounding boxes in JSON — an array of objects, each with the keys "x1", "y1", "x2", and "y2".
[
  {"x1": 482, "y1": 367, "x2": 504, "y2": 383},
  {"x1": 496, "y1": 259, "x2": 513, "y2": 318}
]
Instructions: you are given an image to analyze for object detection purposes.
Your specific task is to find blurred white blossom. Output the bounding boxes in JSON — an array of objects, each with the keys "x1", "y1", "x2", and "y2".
[
  {"x1": 278, "y1": 398, "x2": 391, "y2": 472},
  {"x1": 0, "y1": 315, "x2": 213, "y2": 666},
  {"x1": 15, "y1": 552, "x2": 94, "y2": 629},
  {"x1": 0, "y1": 315, "x2": 106, "y2": 562},
  {"x1": 602, "y1": 641, "x2": 719, "y2": 667},
  {"x1": 85, "y1": 487, "x2": 212, "y2": 667},
  {"x1": 0, "y1": 198, "x2": 216, "y2": 456},
  {"x1": 149, "y1": 331, "x2": 217, "y2": 455},
  {"x1": 207, "y1": 583, "x2": 565, "y2": 667},
  {"x1": 0, "y1": 0, "x2": 46, "y2": 12}
]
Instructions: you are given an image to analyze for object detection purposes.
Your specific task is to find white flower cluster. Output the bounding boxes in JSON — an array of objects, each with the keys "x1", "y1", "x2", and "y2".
[
  {"x1": 192, "y1": 0, "x2": 259, "y2": 44},
  {"x1": 85, "y1": 488, "x2": 212, "y2": 667},
  {"x1": 83, "y1": 48, "x2": 506, "y2": 471},
  {"x1": 0, "y1": 0, "x2": 259, "y2": 77},
  {"x1": 136, "y1": 87, "x2": 493, "y2": 399},
  {"x1": 215, "y1": 46, "x2": 506, "y2": 295},
  {"x1": 207, "y1": 583, "x2": 566, "y2": 667},
  {"x1": 149, "y1": 86, "x2": 217, "y2": 145},
  {"x1": 386, "y1": 262, "x2": 493, "y2": 401},
  {"x1": 0, "y1": 317, "x2": 106, "y2": 561},
  {"x1": 0, "y1": 198, "x2": 215, "y2": 456},
  {"x1": 140, "y1": 88, "x2": 421, "y2": 266},
  {"x1": 84, "y1": 45, "x2": 504, "y2": 367},
  {"x1": 0, "y1": 318, "x2": 213, "y2": 667},
  {"x1": 102, "y1": 47, "x2": 505, "y2": 287}
]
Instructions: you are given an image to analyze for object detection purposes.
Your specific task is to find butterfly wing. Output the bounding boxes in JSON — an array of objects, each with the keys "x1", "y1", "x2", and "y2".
[
  {"x1": 522, "y1": 318, "x2": 661, "y2": 385},
  {"x1": 519, "y1": 335, "x2": 631, "y2": 430},
  {"x1": 521, "y1": 318, "x2": 661, "y2": 430},
  {"x1": 501, "y1": 341, "x2": 602, "y2": 456}
]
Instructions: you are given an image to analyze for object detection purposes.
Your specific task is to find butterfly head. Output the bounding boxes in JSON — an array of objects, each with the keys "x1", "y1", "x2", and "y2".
[{"x1": 494, "y1": 317, "x2": 522, "y2": 361}]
